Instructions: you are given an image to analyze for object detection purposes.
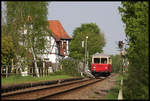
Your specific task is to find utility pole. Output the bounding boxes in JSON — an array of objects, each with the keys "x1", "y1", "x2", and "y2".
[
  {"x1": 85, "y1": 36, "x2": 88, "y2": 67},
  {"x1": 118, "y1": 40, "x2": 124, "y2": 100},
  {"x1": 81, "y1": 36, "x2": 94, "y2": 78}
]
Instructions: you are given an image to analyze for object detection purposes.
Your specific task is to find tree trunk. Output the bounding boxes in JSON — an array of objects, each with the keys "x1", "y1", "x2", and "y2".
[
  {"x1": 43, "y1": 59, "x2": 45, "y2": 77},
  {"x1": 31, "y1": 46, "x2": 40, "y2": 77}
]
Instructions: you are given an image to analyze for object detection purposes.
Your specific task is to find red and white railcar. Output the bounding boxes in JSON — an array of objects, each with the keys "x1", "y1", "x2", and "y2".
[{"x1": 91, "y1": 53, "x2": 112, "y2": 76}]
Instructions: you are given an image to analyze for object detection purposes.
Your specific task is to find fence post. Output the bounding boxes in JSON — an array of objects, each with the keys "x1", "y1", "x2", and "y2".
[
  {"x1": 6, "y1": 65, "x2": 8, "y2": 78},
  {"x1": 28, "y1": 66, "x2": 30, "y2": 76},
  {"x1": 46, "y1": 66, "x2": 48, "y2": 76},
  {"x1": 16, "y1": 66, "x2": 19, "y2": 75},
  {"x1": 32, "y1": 67, "x2": 34, "y2": 77},
  {"x1": 11, "y1": 59, "x2": 14, "y2": 73}
]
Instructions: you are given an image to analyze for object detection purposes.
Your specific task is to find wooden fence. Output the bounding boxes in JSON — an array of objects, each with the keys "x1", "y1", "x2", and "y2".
[{"x1": 1, "y1": 59, "x2": 56, "y2": 78}]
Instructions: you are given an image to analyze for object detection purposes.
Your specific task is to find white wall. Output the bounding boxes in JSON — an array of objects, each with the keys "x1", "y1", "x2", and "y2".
[
  {"x1": 44, "y1": 36, "x2": 58, "y2": 54},
  {"x1": 18, "y1": 25, "x2": 69, "y2": 64},
  {"x1": 40, "y1": 36, "x2": 62, "y2": 63}
]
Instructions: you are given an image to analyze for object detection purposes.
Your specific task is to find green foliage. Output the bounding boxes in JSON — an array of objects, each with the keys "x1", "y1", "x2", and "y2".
[
  {"x1": 5, "y1": 1, "x2": 50, "y2": 61},
  {"x1": 50, "y1": 70, "x2": 66, "y2": 76},
  {"x1": 60, "y1": 58, "x2": 81, "y2": 76},
  {"x1": 69, "y1": 23, "x2": 106, "y2": 61},
  {"x1": 5, "y1": 2, "x2": 51, "y2": 77},
  {"x1": 1, "y1": 34, "x2": 16, "y2": 65},
  {"x1": 111, "y1": 54, "x2": 122, "y2": 73},
  {"x1": 118, "y1": 1, "x2": 148, "y2": 99}
]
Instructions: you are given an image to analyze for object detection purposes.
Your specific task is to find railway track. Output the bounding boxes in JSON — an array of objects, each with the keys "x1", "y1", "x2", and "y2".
[
  {"x1": 2, "y1": 75, "x2": 113, "y2": 100},
  {"x1": 1, "y1": 77, "x2": 83, "y2": 93}
]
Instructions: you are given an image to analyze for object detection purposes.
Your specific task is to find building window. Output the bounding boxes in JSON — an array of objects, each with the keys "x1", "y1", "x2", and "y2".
[{"x1": 63, "y1": 42, "x2": 67, "y2": 52}]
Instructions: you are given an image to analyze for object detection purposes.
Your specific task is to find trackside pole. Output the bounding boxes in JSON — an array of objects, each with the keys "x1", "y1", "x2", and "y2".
[
  {"x1": 118, "y1": 79, "x2": 123, "y2": 100},
  {"x1": 84, "y1": 64, "x2": 95, "y2": 78}
]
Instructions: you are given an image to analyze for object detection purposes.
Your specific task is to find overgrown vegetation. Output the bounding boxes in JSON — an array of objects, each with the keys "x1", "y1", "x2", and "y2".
[
  {"x1": 111, "y1": 54, "x2": 122, "y2": 73},
  {"x1": 60, "y1": 58, "x2": 81, "y2": 77},
  {"x1": 118, "y1": 1, "x2": 148, "y2": 99},
  {"x1": 104, "y1": 74, "x2": 122, "y2": 99},
  {"x1": 4, "y1": 2, "x2": 51, "y2": 77}
]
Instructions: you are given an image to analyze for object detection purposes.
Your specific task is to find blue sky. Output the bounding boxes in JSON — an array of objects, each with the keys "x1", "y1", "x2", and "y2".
[{"x1": 47, "y1": 2, "x2": 126, "y2": 55}]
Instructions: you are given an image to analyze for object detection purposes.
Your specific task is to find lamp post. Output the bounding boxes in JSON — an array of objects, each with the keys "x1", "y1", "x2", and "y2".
[
  {"x1": 85, "y1": 36, "x2": 88, "y2": 66},
  {"x1": 82, "y1": 36, "x2": 94, "y2": 78}
]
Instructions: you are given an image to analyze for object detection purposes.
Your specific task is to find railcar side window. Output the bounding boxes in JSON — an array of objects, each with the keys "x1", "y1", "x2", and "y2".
[
  {"x1": 94, "y1": 58, "x2": 100, "y2": 64},
  {"x1": 101, "y1": 58, "x2": 107, "y2": 64}
]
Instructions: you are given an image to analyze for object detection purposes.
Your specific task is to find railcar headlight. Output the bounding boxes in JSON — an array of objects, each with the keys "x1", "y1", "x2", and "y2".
[
  {"x1": 93, "y1": 66, "x2": 96, "y2": 69},
  {"x1": 105, "y1": 67, "x2": 108, "y2": 69}
]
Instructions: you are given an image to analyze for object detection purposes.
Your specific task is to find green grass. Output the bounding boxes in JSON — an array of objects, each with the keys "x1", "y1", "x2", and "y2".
[
  {"x1": 104, "y1": 74, "x2": 122, "y2": 100},
  {"x1": 2, "y1": 74, "x2": 76, "y2": 86}
]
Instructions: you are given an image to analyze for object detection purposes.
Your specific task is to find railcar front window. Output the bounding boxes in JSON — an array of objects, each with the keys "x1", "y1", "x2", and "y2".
[
  {"x1": 94, "y1": 58, "x2": 100, "y2": 64},
  {"x1": 101, "y1": 58, "x2": 107, "y2": 64}
]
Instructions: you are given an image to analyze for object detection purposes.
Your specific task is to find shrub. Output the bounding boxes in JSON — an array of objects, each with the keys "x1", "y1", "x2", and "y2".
[{"x1": 60, "y1": 58, "x2": 81, "y2": 77}]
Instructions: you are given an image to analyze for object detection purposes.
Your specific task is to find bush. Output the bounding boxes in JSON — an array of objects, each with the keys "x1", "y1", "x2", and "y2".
[
  {"x1": 50, "y1": 70, "x2": 66, "y2": 76},
  {"x1": 60, "y1": 58, "x2": 81, "y2": 77},
  {"x1": 111, "y1": 54, "x2": 122, "y2": 73}
]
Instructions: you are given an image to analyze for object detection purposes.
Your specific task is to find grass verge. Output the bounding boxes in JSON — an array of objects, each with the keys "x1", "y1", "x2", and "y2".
[
  {"x1": 2, "y1": 74, "x2": 77, "y2": 86},
  {"x1": 104, "y1": 73, "x2": 122, "y2": 99}
]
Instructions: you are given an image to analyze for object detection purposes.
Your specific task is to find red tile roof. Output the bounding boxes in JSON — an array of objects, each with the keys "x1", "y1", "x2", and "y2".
[{"x1": 48, "y1": 20, "x2": 72, "y2": 41}]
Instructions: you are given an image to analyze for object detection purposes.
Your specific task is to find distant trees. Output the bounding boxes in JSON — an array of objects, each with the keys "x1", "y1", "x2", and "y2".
[
  {"x1": 60, "y1": 58, "x2": 81, "y2": 76},
  {"x1": 111, "y1": 54, "x2": 122, "y2": 73},
  {"x1": 5, "y1": 2, "x2": 51, "y2": 77},
  {"x1": 69, "y1": 23, "x2": 106, "y2": 65},
  {"x1": 118, "y1": 1, "x2": 148, "y2": 99}
]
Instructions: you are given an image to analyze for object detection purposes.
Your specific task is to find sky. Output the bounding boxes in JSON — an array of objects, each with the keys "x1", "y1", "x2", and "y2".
[
  {"x1": 2, "y1": 2, "x2": 126, "y2": 55},
  {"x1": 47, "y1": 2, "x2": 126, "y2": 55}
]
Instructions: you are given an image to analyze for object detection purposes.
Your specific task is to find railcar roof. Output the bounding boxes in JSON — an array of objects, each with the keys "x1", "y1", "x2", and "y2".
[{"x1": 92, "y1": 52, "x2": 110, "y2": 57}]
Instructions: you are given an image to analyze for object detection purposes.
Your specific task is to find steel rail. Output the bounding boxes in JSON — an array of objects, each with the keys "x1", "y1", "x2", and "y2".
[
  {"x1": 37, "y1": 78, "x2": 106, "y2": 100},
  {"x1": 1, "y1": 78, "x2": 93, "y2": 100},
  {"x1": 2, "y1": 77, "x2": 83, "y2": 93},
  {"x1": 2, "y1": 75, "x2": 114, "y2": 100}
]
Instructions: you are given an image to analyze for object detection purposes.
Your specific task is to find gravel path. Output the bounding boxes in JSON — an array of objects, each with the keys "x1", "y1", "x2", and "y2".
[{"x1": 50, "y1": 73, "x2": 118, "y2": 100}]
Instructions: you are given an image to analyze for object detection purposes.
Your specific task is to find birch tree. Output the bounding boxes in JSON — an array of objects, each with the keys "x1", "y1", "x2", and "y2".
[{"x1": 6, "y1": 2, "x2": 51, "y2": 77}]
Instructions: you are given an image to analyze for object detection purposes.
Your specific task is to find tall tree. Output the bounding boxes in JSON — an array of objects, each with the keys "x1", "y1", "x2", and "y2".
[
  {"x1": 1, "y1": 33, "x2": 16, "y2": 65},
  {"x1": 6, "y1": 2, "x2": 51, "y2": 77},
  {"x1": 69, "y1": 23, "x2": 106, "y2": 64},
  {"x1": 118, "y1": 1, "x2": 148, "y2": 99},
  {"x1": 2, "y1": 2, "x2": 6, "y2": 26}
]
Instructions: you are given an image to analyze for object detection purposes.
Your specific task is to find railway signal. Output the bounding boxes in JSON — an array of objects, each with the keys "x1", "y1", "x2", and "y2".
[
  {"x1": 118, "y1": 40, "x2": 126, "y2": 99},
  {"x1": 118, "y1": 41, "x2": 124, "y2": 49}
]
